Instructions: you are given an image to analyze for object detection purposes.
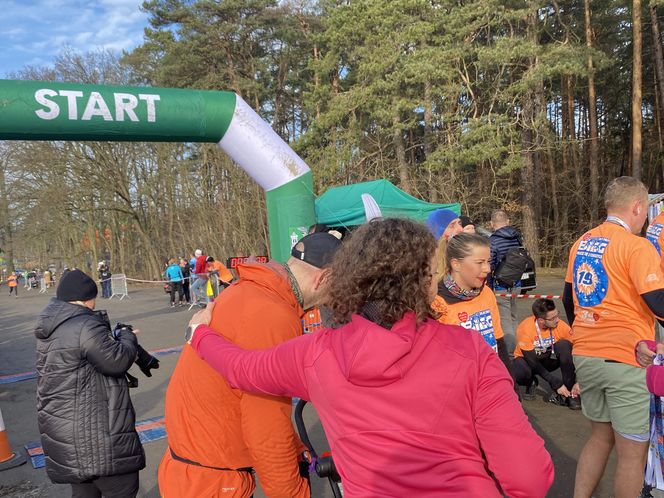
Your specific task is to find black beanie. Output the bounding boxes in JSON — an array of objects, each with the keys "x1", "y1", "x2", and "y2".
[{"x1": 57, "y1": 269, "x2": 98, "y2": 302}]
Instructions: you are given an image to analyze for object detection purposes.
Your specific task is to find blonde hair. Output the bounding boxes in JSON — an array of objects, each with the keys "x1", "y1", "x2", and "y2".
[
  {"x1": 436, "y1": 233, "x2": 490, "y2": 280},
  {"x1": 604, "y1": 176, "x2": 648, "y2": 211}
]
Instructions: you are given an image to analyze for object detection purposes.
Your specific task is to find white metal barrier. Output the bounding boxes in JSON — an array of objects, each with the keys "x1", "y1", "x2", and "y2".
[{"x1": 109, "y1": 274, "x2": 130, "y2": 300}]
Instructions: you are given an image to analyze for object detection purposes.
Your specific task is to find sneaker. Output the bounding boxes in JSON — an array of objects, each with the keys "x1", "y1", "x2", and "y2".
[
  {"x1": 179, "y1": 302, "x2": 184, "y2": 307},
  {"x1": 170, "y1": 303, "x2": 176, "y2": 308},
  {"x1": 548, "y1": 392, "x2": 567, "y2": 406},
  {"x1": 567, "y1": 396, "x2": 582, "y2": 411}
]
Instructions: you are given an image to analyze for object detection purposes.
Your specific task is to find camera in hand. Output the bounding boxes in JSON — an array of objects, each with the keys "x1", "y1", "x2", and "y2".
[{"x1": 111, "y1": 322, "x2": 160, "y2": 383}]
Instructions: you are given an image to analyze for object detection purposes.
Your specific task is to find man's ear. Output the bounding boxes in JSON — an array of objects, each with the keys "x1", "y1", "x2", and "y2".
[{"x1": 314, "y1": 268, "x2": 331, "y2": 289}]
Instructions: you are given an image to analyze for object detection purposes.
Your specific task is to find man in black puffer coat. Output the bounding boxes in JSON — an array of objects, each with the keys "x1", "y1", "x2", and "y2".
[{"x1": 35, "y1": 270, "x2": 145, "y2": 497}]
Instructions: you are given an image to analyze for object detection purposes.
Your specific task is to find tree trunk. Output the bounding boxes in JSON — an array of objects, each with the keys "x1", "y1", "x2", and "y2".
[
  {"x1": 632, "y1": 0, "x2": 643, "y2": 179},
  {"x1": 423, "y1": 79, "x2": 437, "y2": 201},
  {"x1": 521, "y1": 11, "x2": 541, "y2": 265},
  {"x1": 585, "y1": 0, "x2": 600, "y2": 223},
  {"x1": 392, "y1": 112, "x2": 412, "y2": 193},
  {"x1": 0, "y1": 161, "x2": 14, "y2": 273},
  {"x1": 651, "y1": 5, "x2": 664, "y2": 139}
]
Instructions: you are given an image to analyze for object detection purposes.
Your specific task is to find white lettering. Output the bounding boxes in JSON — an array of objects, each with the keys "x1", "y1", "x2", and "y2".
[
  {"x1": 58, "y1": 90, "x2": 84, "y2": 120},
  {"x1": 114, "y1": 93, "x2": 139, "y2": 122},
  {"x1": 34, "y1": 89, "x2": 60, "y2": 120},
  {"x1": 81, "y1": 92, "x2": 113, "y2": 121},
  {"x1": 138, "y1": 94, "x2": 160, "y2": 122}
]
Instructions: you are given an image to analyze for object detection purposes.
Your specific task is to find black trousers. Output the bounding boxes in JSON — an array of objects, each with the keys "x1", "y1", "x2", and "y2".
[
  {"x1": 169, "y1": 281, "x2": 183, "y2": 304},
  {"x1": 71, "y1": 472, "x2": 139, "y2": 498},
  {"x1": 182, "y1": 281, "x2": 191, "y2": 302},
  {"x1": 513, "y1": 339, "x2": 576, "y2": 390}
]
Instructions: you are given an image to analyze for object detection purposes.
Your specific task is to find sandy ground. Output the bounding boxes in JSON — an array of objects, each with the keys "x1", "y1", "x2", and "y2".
[{"x1": 0, "y1": 272, "x2": 658, "y2": 498}]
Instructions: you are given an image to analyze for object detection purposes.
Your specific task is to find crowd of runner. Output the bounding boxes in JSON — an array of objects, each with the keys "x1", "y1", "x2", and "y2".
[{"x1": 21, "y1": 176, "x2": 664, "y2": 497}]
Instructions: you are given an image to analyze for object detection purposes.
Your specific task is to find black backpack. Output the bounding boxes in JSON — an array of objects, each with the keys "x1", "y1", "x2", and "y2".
[{"x1": 493, "y1": 246, "x2": 536, "y2": 289}]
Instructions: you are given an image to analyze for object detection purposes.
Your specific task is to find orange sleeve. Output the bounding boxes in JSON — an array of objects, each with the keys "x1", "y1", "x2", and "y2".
[
  {"x1": 516, "y1": 319, "x2": 535, "y2": 353},
  {"x1": 555, "y1": 321, "x2": 572, "y2": 343},
  {"x1": 218, "y1": 264, "x2": 234, "y2": 283},
  {"x1": 565, "y1": 240, "x2": 577, "y2": 284},
  {"x1": 489, "y1": 292, "x2": 504, "y2": 340},
  {"x1": 628, "y1": 239, "x2": 664, "y2": 295}
]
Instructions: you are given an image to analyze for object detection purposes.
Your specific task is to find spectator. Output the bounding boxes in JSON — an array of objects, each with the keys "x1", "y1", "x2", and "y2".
[
  {"x1": 7, "y1": 271, "x2": 18, "y2": 297},
  {"x1": 513, "y1": 298, "x2": 579, "y2": 409},
  {"x1": 34, "y1": 270, "x2": 151, "y2": 498},
  {"x1": 206, "y1": 256, "x2": 233, "y2": 297},
  {"x1": 564, "y1": 177, "x2": 664, "y2": 498},
  {"x1": 188, "y1": 219, "x2": 553, "y2": 498},
  {"x1": 158, "y1": 232, "x2": 342, "y2": 498},
  {"x1": 426, "y1": 208, "x2": 474, "y2": 242},
  {"x1": 179, "y1": 258, "x2": 192, "y2": 304},
  {"x1": 99, "y1": 263, "x2": 112, "y2": 299},
  {"x1": 431, "y1": 232, "x2": 515, "y2": 382},
  {"x1": 165, "y1": 258, "x2": 185, "y2": 307},
  {"x1": 489, "y1": 209, "x2": 523, "y2": 353},
  {"x1": 190, "y1": 249, "x2": 208, "y2": 304}
]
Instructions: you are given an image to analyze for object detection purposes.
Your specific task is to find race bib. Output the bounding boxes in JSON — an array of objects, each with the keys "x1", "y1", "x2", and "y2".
[
  {"x1": 647, "y1": 223, "x2": 663, "y2": 256},
  {"x1": 459, "y1": 309, "x2": 498, "y2": 352},
  {"x1": 573, "y1": 237, "x2": 610, "y2": 307}
]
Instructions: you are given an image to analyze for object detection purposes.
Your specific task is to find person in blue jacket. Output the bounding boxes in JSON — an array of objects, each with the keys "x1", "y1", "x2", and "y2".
[{"x1": 165, "y1": 258, "x2": 185, "y2": 308}]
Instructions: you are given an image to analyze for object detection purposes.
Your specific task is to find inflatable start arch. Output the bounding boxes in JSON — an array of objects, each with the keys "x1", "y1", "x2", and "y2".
[{"x1": 0, "y1": 79, "x2": 315, "y2": 261}]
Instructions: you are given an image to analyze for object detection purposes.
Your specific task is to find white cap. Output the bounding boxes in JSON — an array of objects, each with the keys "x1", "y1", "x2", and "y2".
[{"x1": 194, "y1": 249, "x2": 202, "y2": 257}]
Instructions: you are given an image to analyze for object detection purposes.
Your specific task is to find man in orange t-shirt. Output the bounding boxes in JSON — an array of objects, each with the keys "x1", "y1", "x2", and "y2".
[
  {"x1": 562, "y1": 177, "x2": 664, "y2": 498},
  {"x1": 7, "y1": 271, "x2": 18, "y2": 297},
  {"x1": 513, "y1": 298, "x2": 578, "y2": 409}
]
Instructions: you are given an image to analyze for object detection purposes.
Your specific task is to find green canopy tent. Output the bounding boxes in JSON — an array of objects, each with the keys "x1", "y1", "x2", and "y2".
[{"x1": 315, "y1": 179, "x2": 460, "y2": 227}]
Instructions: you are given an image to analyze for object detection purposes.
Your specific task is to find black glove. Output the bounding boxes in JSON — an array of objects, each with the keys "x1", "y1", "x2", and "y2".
[
  {"x1": 112, "y1": 322, "x2": 133, "y2": 340},
  {"x1": 135, "y1": 345, "x2": 160, "y2": 377},
  {"x1": 125, "y1": 372, "x2": 139, "y2": 388}
]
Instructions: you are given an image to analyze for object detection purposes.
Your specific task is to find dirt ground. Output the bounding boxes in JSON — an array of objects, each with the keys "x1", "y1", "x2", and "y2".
[{"x1": 0, "y1": 273, "x2": 656, "y2": 497}]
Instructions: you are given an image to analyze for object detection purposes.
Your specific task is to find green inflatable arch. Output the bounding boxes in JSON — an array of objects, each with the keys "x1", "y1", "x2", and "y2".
[{"x1": 0, "y1": 79, "x2": 315, "y2": 261}]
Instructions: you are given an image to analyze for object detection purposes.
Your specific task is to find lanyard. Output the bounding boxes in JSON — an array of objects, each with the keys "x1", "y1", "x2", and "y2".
[
  {"x1": 606, "y1": 215, "x2": 631, "y2": 233},
  {"x1": 534, "y1": 319, "x2": 554, "y2": 350}
]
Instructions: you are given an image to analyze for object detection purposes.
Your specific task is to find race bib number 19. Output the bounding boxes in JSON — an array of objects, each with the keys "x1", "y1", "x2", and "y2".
[{"x1": 573, "y1": 237, "x2": 609, "y2": 307}]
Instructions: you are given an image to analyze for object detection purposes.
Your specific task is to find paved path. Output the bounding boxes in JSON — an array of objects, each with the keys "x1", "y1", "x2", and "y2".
[{"x1": 0, "y1": 274, "x2": 655, "y2": 497}]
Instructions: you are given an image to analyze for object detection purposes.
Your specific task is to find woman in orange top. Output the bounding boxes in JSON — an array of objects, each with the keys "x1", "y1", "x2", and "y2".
[
  {"x1": 7, "y1": 271, "x2": 18, "y2": 297},
  {"x1": 432, "y1": 233, "x2": 514, "y2": 380}
]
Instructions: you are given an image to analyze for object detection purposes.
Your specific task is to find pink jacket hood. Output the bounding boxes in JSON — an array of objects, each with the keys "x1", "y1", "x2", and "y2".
[{"x1": 331, "y1": 312, "x2": 434, "y2": 387}]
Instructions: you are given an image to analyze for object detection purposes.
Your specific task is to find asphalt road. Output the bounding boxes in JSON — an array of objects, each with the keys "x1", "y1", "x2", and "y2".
[{"x1": 0, "y1": 274, "x2": 654, "y2": 497}]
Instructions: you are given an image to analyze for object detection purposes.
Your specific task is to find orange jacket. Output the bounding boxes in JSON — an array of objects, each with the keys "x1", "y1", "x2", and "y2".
[
  {"x1": 159, "y1": 262, "x2": 309, "y2": 498},
  {"x1": 208, "y1": 260, "x2": 234, "y2": 283},
  {"x1": 7, "y1": 275, "x2": 17, "y2": 287}
]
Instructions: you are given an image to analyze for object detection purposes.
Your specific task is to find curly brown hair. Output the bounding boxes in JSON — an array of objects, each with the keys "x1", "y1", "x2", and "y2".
[{"x1": 326, "y1": 218, "x2": 437, "y2": 326}]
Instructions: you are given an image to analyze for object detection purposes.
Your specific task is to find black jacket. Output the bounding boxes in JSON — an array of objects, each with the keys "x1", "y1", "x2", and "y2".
[
  {"x1": 489, "y1": 226, "x2": 523, "y2": 288},
  {"x1": 34, "y1": 298, "x2": 145, "y2": 483}
]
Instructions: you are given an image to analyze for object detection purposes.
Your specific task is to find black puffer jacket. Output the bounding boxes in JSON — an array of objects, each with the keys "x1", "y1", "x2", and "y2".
[{"x1": 34, "y1": 298, "x2": 145, "y2": 483}]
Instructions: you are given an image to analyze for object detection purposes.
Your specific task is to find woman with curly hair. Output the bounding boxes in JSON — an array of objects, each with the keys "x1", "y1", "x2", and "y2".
[
  {"x1": 186, "y1": 218, "x2": 553, "y2": 498},
  {"x1": 432, "y1": 233, "x2": 515, "y2": 381}
]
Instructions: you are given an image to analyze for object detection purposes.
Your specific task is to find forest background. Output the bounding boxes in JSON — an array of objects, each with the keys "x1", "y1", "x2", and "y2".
[{"x1": 1, "y1": 0, "x2": 664, "y2": 279}]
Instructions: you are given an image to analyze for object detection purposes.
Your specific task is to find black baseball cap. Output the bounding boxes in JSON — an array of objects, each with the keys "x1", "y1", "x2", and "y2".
[{"x1": 291, "y1": 232, "x2": 342, "y2": 268}]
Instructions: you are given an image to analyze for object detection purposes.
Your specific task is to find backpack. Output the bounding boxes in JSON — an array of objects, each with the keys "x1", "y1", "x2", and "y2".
[{"x1": 493, "y1": 246, "x2": 536, "y2": 289}]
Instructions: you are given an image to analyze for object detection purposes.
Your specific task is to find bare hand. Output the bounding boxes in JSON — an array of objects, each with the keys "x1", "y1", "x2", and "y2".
[
  {"x1": 656, "y1": 343, "x2": 664, "y2": 357},
  {"x1": 131, "y1": 328, "x2": 140, "y2": 335},
  {"x1": 636, "y1": 341, "x2": 656, "y2": 367},
  {"x1": 571, "y1": 383, "x2": 581, "y2": 397},
  {"x1": 189, "y1": 300, "x2": 215, "y2": 327},
  {"x1": 461, "y1": 224, "x2": 476, "y2": 234},
  {"x1": 557, "y1": 385, "x2": 572, "y2": 397}
]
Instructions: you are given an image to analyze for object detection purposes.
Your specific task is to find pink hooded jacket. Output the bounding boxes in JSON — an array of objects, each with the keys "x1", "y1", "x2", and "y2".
[{"x1": 191, "y1": 312, "x2": 554, "y2": 498}]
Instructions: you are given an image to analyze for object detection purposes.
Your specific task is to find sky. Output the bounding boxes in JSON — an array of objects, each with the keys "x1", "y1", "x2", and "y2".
[{"x1": 0, "y1": 0, "x2": 150, "y2": 77}]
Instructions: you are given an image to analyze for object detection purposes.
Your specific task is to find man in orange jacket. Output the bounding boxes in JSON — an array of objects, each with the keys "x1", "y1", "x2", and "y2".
[{"x1": 158, "y1": 233, "x2": 341, "y2": 498}]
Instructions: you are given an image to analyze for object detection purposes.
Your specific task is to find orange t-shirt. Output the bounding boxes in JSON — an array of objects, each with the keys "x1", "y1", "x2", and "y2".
[
  {"x1": 209, "y1": 260, "x2": 233, "y2": 282},
  {"x1": 513, "y1": 317, "x2": 572, "y2": 358},
  {"x1": 565, "y1": 221, "x2": 664, "y2": 366},
  {"x1": 7, "y1": 275, "x2": 17, "y2": 287},
  {"x1": 647, "y1": 211, "x2": 664, "y2": 272},
  {"x1": 432, "y1": 285, "x2": 504, "y2": 352}
]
